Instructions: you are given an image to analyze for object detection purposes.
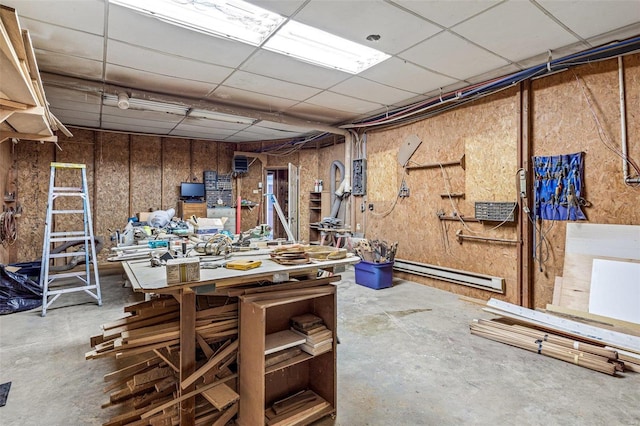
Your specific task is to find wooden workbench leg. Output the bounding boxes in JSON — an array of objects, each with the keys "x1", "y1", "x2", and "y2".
[{"x1": 179, "y1": 289, "x2": 196, "y2": 425}]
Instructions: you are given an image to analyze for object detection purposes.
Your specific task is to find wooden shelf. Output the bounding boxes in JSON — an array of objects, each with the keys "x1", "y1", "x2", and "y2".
[{"x1": 238, "y1": 286, "x2": 337, "y2": 425}]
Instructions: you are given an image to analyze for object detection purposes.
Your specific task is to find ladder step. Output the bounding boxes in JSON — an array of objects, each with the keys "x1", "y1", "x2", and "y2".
[
  {"x1": 47, "y1": 271, "x2": 87, "y2": 280},
  {"x1": 51, "y1": 231, "x2": 86, "y2": 237},
  {"x1": 53, "y1": 192, "x2": 86, "y2": 198},
  {"x1": 50, "y1": 236, "x2": 90, "y2": 243},
  {"x1": 47, "y1": 286, "x2": 98, "y2": 296},
  {"x1": 48, "y1": 251, "x2": 87, "y2": 259},
  {"x1": 52, "y1": 210, "x2": 85, "y2": 214},
  {"x1": 53, "y1": 186, "x2": 83, "y2": 192},
  {"x1": 51, "y1": 162, "x2": 86, "y2": 169}
]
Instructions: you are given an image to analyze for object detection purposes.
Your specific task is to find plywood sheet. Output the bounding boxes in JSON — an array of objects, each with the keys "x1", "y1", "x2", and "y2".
[
  {"x1": 161, "y1": 138, "x2": 190, "y2": 212},
  {"x1": 589, "y1": 259, "x2": 640, "y2": 324},
  {"x1": 130, "y1": 135, "x2": 162, "y2": 214},
  {"x1": 560, "y1": 223, "x2": 640, "y2": 311}
]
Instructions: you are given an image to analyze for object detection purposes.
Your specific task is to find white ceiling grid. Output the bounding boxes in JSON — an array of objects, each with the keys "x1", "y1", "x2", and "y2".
[{"x1": 0, "y1": 0, "x2": 638, "y2": 142}]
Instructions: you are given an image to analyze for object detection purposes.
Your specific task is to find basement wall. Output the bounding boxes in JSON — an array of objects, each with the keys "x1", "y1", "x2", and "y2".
[{"x1": 362, "y1": 54, "x2": 640, "y2": 308}]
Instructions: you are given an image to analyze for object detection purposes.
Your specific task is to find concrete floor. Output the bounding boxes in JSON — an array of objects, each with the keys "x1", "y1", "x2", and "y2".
[{"x1": 1, "y1": 267, "x2": 639, "y2": 426}]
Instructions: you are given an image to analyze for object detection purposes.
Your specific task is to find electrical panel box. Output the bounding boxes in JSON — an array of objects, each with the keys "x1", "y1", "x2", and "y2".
[
  {"x1": 474, "y1": 202, "x2": 517, "y2": 222},
  {"x1": 204, "y1": 170, "x2": 233, "y2": 208},
  {"x1": 352, "y1": 158, "x2": 367, "y2": 196}
]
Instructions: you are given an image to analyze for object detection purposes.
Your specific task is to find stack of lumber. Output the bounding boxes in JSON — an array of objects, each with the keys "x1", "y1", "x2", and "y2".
[
  {"x1": 87, "y1": 295, "x2": 240, "y2": 425},
  {"x1": 265, "y1": 390, "x2": 331, "y2": 426},
  {"x1": 270, "y1": 246, "x2": 310, "y2": 265},
  {"x1": 290, "y1": 314, "x2": 333, "y2": 356},
  {"x1": 354, "y1": 239, "x2": 397, "y2": 263},
  {"x1": 471, "y1": 298, "x2": 640, "y2": 376}
]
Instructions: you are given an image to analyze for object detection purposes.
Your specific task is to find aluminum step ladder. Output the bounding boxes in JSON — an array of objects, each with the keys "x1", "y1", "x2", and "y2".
[{"x1": 39, "y1": 162, "x2": 101, "y2": 316}]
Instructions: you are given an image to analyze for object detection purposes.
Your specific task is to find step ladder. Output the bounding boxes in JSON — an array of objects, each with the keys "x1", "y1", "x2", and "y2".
[{"x1": 39, "y1": 162, "x2": 101, "y2": 316}]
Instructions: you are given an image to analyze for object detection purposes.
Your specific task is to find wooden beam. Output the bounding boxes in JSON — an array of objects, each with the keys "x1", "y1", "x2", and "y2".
[
  {"x1": 0, "y1": 131, "x2": 56, "y2": 142},
  {"x1": 179, "y1": 289, "x2": 196, "y2": 425},
  {"x1": 0, "y1": 98, "x2": 28, "y2": 109},
  {"x1": 517, "y1": 80, "x2": 534, "y2": 308}
]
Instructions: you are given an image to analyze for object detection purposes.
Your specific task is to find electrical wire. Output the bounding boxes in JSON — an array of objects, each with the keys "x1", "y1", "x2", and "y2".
[
  {"x1": 572, "y1": 70, "x2": 640, "y2": 185},
  {"x1": 0, "y1": 209, "x2": 18, "y2": 246}
]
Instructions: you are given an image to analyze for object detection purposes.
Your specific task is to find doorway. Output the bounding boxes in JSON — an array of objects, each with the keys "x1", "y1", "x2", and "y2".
[{"x1": 264, "y1": 165, "x2": 299, "y2": 241}]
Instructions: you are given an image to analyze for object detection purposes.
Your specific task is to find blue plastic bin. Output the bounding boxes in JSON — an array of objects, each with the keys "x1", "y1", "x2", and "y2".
[{"x1": 354, "y1": 260, "x2": 393, "y2": 289}]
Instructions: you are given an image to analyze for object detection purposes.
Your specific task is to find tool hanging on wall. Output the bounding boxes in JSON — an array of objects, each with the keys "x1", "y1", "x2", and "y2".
[{"x1": 405, "y1": 154, "x2": 465, "y2": 173}]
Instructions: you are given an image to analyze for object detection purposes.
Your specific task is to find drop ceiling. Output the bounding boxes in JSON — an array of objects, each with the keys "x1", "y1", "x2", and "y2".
[{"x1": 2, "y1": 0, "x2": 639, "y2": 143}]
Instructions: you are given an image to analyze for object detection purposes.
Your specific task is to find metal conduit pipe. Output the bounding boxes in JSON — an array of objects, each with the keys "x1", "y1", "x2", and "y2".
[
  {"x1": 329, "y1": 160, "x2": 345, "y2": 218},
  {"x1": 619, "y1": 57, "x2": 640, "y2": 185}
]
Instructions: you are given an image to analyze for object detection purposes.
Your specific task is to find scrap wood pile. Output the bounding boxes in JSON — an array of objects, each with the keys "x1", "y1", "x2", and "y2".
[
  {"x1": 270, "y1": 244, "x2": 347, "y2": 265},
  {"x1": 354, "y1": 239, "x2": 398, "y2": 263},
  {"x1": 87, "y1": 295, "x2": 240, "y2": 426},
  {"x1": 471, "y1": 298, "x2": 640, "y2": 376}
]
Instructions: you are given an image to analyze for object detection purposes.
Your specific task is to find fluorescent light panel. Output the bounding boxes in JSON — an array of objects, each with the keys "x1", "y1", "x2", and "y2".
[
  {"x1": 264, "y1": 21, "x2": 390, "y2": 74},
  {"x1": 103, "y1": 94, "x2": 189, "y2": 115},
  {"x1": 189, "y1": 109, "x2": 256, "y2": 125},
  {"x1": 110, "y1": 0, "x2": 285, "y2": 45},
  {"x1": 110, "y1": 0, "x2": 390, "y2": 74}
]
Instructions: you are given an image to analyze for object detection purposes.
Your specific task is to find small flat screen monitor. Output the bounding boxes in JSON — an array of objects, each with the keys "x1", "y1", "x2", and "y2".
[{"x1": 180, "y1": 182, "x2": 205, "y2": 200}]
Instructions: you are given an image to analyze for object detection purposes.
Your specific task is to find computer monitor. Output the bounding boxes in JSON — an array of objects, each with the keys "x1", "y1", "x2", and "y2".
[{"x1": 180, "y1": 182, "x2": 205, "y2": 201}]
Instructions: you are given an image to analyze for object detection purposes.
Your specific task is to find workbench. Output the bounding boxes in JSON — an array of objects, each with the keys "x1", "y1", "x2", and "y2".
[{"x1": 122, "y1": 254, "x2": 359, "y2": 425}]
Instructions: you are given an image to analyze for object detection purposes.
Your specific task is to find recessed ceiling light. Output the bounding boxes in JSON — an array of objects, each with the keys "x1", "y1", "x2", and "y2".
[
  {"x1": 189, "y1": 109, "x2": 256, "y2": 125},
  {"x1": 264, "y1": 21, "x2": 390, "y2": 74},
  {"x1": 110, "y1": 0, "x2": 285, "y2": 45}
]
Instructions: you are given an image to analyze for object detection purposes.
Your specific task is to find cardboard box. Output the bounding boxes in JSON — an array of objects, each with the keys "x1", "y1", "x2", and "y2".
[
  {"x1": 137, "y1": 211, "x2": 152, "y2": 222},
  {"x1": 189, "y1": 217, "x2": 227, "y2": 234},
  {"x1": 166, "y1": 257, "x2": 200, "y2": 285}
]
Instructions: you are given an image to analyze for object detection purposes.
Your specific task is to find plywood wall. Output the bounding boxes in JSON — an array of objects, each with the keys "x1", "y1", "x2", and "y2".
[
  {"x1": 364, "y1": 88, "x2": 521, "y2": 302},
  {"x1": 0, "y1": 140, "x2": 15, "y2": 264},
  {"x1": 530, "y1": 55, "x2": 640, "y2": 307},
  {"x1": 362, "y1": 53, "x2": 640, "y2": 307},
  {"x1": 12, "y1": 130, "x2": 235, "y2": 262}
]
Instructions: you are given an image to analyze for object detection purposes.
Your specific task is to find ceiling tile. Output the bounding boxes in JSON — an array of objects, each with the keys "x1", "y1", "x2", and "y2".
[
  {"x1": 47, "y1": 99, "x2": 101, "y2": 114},
  {"x1": 101, "y1": 106, "x2": 184, "y2": 124},
  {"x1": 240, "y1": 50, "x2": 350, "y2": 89},
  {"x1": 247, "y1": 0, "x2": 307, "y2": 17},
  {"x1": 41, "y1": 85, "x2": 101, "y2": 106},
  {"x1": 20, "y1": 18, "x2": 103, "y2": 61},
  {"x1": 179, "y1": 117, "x2": 250, "y2": 132},
  {"x1": 107, "y1": 41, "x2": 233, "y2": 84},
  {"x1": 538, "y1": 0, "x2": 640, "y2": 40},
  {"x1": 329, "y1": 77, "x2": 418, "y2": 106},
  {"x1": 304, "y1": 91, "x2": 384, "y2": 115},
  {"x1": 390, "y1": 0, "x2": 502, "y2": 28},
  {"x1": 108, "y1": 4, "x2": 256, "y2": 68},
  {"x1": 35, "y1": 50, "x2": 103, "y2": 79},
  {"x1": 255, "y1": 121, "x2": 317, "y2": 134},
  {"x1": 54, "y1": 116, "x2": 100, "y2": 128},
  {"x1": 2, "y1": 0, "x2": 104, "y2": 35},
  {"x1": 292, "y1": 0, "x2": 442, "y2": 55},
  {"x1": 399, "y1": 32, "x2": 509, "y2": 80},
  {"x1": 50, "y1": 107, "x2": 99, "y2": 122},
  {"x1": 286, "y1": 103, "x2": 359, "y2": 124},
  {"x1": 359, "y1": 57, "x2": 460, "y2": 95},
  {"x1": 105, "y1": 64, "x2": 216, "y2": 97},
  {"x1": 222, "y1": 71, "x2": 322, "y2": 101},
  {"x1": 452, "y1": 1, "x2": 581, "y2": 62},
  {"x1": 171, "y1": 123, "x2": 239, "y2": 136},
  {"x1": 167, "y1": 129, "x2": 230, "y2": 140},
  {"x1": 101, "y1": 122, "x2": 173, "y2": 135},
  {"x1": 207, "y1": 86, "x2": 299, "y2": 112}
]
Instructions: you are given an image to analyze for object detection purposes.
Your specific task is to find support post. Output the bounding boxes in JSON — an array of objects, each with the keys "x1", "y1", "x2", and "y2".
[
  {"x1": 179, "y1": 289, "x2": 196, "y2": 425},
  {"x1": 518, "y1": 80, "x2": 534, "y2": 308}
]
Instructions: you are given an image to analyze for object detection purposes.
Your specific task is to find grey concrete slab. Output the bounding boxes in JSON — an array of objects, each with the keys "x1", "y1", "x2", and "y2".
[{"x1": 0, "y1": 267, "x2": 638, "y2": 426}]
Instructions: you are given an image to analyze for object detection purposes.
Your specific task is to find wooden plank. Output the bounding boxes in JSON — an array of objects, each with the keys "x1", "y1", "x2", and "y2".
[
  {"x1": 196, "y1": 332, "x2": 215, "y2": 359},
  {"x1": 552, "y1": 276, "x2": 562, "y2": 306},
  {"x1": 485, "y1": 298, "x2": 640, "y2": 352},
  {"x1": 264, "y1": 330, "x2": 306, "y2": 355},
  {"x1": 133, "y1": 367, "x2": 173, "y2": 387},
  {"x1": 179, "y1": 290, "x2": 196, "y2": 426},
  {"x1": 0, "y1": 98, "x2": 27, "y2": 109},
  {"x1": 140, "y1": 374, "x2": 238, "y2": 419},
  {"x1": 212, "y1": 402, "x2": 238, "y2": 426},
  {"x1": 546, "y1": 304, "x2": 640, "y2": 336},
  {"x1": 200, "y1": 383, "x2": 239, "y2": 410},
  {"x1": 180, "y1": 339, "x2": 238, "y2": 390},
  {"x1": 104, "y1": 356, "x2": 161, "y2": 382},
  {"x1": 153, "y1": 348, "x2": 180, "y2": 373}
]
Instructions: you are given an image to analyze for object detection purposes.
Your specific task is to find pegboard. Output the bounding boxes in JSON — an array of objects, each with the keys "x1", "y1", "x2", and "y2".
[{"x1": 475, "y1": 202, "x2": 517, "y2": 222}]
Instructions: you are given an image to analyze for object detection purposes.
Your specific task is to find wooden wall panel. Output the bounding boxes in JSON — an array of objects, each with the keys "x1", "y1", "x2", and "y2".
[
  {"x1": 94, "y1": 132, "x2": 129, "y2": 253},
  {"x1": 15, "y1": 141, "x2": 55, "y2": 262},
  {"x1": 161, "y1": 138, "x2": 190, "y2": 212},
  {"x1": 364, "y1": 89, "x2": 521, "y2": 303},
  {"x1": 130, "y1": 135, "x2": 162, "y2": 214},
  {"x1": 531, "y1": 56, "x2": 640, "y2": 307},
  {"x1": 191, "y1": 140, "x2": 218, "y2": 181},
  {"x1": 0, "y1": 140, "x2": 15, "y2": 264}
]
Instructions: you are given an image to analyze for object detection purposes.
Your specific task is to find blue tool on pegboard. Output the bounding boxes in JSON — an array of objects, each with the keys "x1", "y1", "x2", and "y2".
[{"x1": 533, "y1": 152, "x2": 587, "y2": 221}]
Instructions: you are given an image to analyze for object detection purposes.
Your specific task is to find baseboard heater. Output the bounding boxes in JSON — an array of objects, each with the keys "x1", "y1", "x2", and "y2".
[{"x1": 393, "y1": 259, "x2": 505, "y2": 293}]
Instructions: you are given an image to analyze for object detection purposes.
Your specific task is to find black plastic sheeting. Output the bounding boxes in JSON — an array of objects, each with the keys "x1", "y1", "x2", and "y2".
[{"x1": 0, "y1": 264, "x2": 42, "y2": 314}]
